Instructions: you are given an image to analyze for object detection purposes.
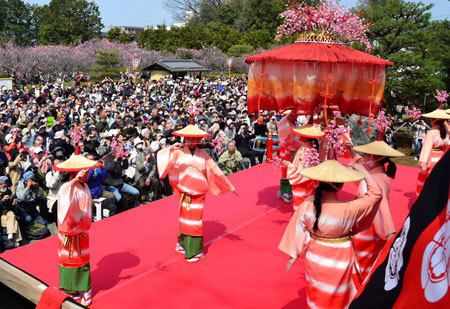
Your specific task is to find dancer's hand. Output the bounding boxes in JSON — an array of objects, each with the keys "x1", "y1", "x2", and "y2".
[
  {"x1": 73, "y1": 169, "x2": 88, "y2": 182},
  {"x1": 172, "y1": 143, "x2": 183, "y2": 150},
  {"x1": 419, "y1": 162, "x2": 427, "y2": 171},
  {"x1": 286, "y1": 257, "x2": 297, "y2": 272}
]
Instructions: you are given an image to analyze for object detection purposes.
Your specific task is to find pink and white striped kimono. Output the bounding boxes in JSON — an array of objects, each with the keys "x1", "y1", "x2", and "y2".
[
  {"x1": 157, "y1": 146, "x2": 235, "y2": 236},
  {"x1": 287, "y1": 145, "x2": 316, "y2": 211},
  {"x1": 416, "y1": 126, "x2": 450, "y2": 197},
  {"x1": 279, "y1": 179, "x2": 382, "y2": 309}
]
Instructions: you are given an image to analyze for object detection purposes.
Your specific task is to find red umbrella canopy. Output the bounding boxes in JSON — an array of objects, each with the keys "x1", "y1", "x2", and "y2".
[{"x1": 246, "y1": 42, "x2": 393, "y2": 117}]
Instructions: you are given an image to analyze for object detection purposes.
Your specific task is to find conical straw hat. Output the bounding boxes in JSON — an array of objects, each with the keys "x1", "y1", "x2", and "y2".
[
  {"x1": 422, "y1": 109, "x2": 450, "y2": 119},
  {"x1": 172, "y1": 125, "x2": 211, "y2": 138},
  {"x1": 291, "y1": 125, "x2": 325, "y2": 139},
  {"x1": 353, "y1": 141, "x2": 405, "y2": 157},
  {"x1": 54, "y1": 155, "x2": 102, "y2": 172},
  {"x1": 300, "y1": 160, "x2": 364, "y2": 183}
]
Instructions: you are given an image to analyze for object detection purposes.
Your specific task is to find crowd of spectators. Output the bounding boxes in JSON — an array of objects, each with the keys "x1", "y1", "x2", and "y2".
[{"x1": 0, "y1": 73, "x2": 282, "y2": 251}]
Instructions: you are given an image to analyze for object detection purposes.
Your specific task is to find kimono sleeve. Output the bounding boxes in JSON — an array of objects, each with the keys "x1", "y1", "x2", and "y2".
[
  {"x1": 157, "y1": 147, "x2": 176, "y2": 179},
  {"x1": 205, "y1": 154, "x2": 235, "y2": 195},
  {"x1": 347, "y1": 179, "x2": 382, "y2": 233},
  {"x1": 372, "y1": 176, "x2": 396, "y2": 239},
  {"x1": 418, "y1": 131, "x2": 434, "y2": 169},
  {"x1": 279, "y1": 201, "x2": 311, "y2": 259}
]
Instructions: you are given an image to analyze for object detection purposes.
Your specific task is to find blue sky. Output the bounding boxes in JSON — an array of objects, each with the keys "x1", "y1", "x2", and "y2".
[{"x1": 25, "y1": 0, "x2": 449, "y2": 30}]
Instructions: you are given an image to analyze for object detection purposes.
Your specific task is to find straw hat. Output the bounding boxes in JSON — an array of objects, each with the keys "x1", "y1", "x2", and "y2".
[
  {"x1": 291, "y1": 125, "x2": 325, "y2": 139},
  {"x1": 445, "y1": 109, "x2": 450, "y2": 114},
  {"x1": 53, "y1": 155, "x2": 102, "y2": 172},
  {"x1": 172, "y1": 125, "x2": 211, "y2": 138},
  {"x1": 422, "y1": 109, "x2": 450, "y2": 120},
  {"x1": 353, "y1": 141, "x2": 405, "y2": 157},
  {"x1": 300, "y1": 160, "x2": 364, "y2": 183}
]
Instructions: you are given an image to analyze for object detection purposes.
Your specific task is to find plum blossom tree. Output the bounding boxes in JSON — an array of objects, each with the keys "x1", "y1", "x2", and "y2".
[
  {"x1": 275, "y1": 0, "x2": 372, "y2": 51},
  {"x1": 0, "y1": 38, "x2": 252, "y2": 82}
]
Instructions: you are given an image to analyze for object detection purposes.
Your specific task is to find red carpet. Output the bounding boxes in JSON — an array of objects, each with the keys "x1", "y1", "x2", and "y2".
[{"x1": 0, "y1": 163, "x2": 417, "y2": 308}]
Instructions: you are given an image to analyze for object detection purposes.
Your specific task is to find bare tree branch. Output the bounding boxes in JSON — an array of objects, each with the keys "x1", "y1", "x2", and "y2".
[
  {"x1": 164, "y1": 0, "x2": 201, "y2": 21},
  {"x1": 164, "y1": 0, "x2": 225, "y2": 22}
]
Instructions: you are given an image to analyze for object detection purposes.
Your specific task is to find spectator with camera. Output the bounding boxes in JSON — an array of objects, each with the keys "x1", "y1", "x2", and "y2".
[
  {"x1": 8, "y1": 148, "x2": 27, "y2": 194},
  {"x1": 15, "y1": 171, "x2": 47, "y2": 227},
  {"x1": 103, "y1": 148, "x2": 139, "y2": 205},
  {"x1": 134, "y1": 146, "x2": 161, "y2": 202},
  {"x1": 234, "y1": 124, "x2": 263, "y2": 166},
  {"x1": 0, "y1": 176, "x2": 22, "y2": 250},
  {"x1": 45, "y1": 158, "x2": 69, "y2": 223},
  {"x1": 218, "y1": 141, "x2": 243, "y2": 175},
  {"x1": 4, "y1": 129, "x2": 23, "y2": 161},
  {"x1": 33, "y1": 146, "x2": 52, "y2": 174}
]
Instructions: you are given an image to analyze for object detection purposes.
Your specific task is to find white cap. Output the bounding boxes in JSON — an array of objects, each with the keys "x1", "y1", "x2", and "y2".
[
  {"x1": 149, "y1": 141, "x2": 160, "y2": 153},
  {"x1": 34, "y1": 146, "x2": 43, "y2": 154},
  {"x1": 5, "y1": 134, "x2": 12, "y2": 144},
  {"x1": 54, "y1": 130, "x2": 64, "y2": 139},
  {"x1": 134, "y1": 137, "x2": 143, "y2": 147}
]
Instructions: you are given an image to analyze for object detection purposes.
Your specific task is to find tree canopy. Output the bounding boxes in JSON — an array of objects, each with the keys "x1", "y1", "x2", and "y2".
[
  {"x1": 37, "y1": 0, "x2": 103, "y2": 45},
  {"x1": 0, "y1": 0, "x2": 103, "y2": 46},
  {"x1": 357, "y1": 0, "x2": 449, "y2": 110}
]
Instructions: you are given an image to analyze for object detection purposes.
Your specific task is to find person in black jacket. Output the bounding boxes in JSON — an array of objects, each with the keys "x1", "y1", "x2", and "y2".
[
  {"x1": 103, "y1": 151, "x2": 139, "y2": 203},
  {"x1": 234, "y1": 124, "x2": 263, "y2": 166}
]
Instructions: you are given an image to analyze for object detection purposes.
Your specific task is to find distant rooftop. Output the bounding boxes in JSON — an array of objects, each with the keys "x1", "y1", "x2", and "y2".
[{"x1": 143, "y1": 59, "x2": 208, "y2": 72}]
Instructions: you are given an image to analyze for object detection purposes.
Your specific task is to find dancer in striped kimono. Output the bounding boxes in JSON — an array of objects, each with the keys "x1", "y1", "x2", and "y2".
[
  {"x1": 283, "y1": 125, "x2": 324, "y2": 211},
  {"x1": 416, "y1": 109, "x2": 450, "y2": 197},
  {"x1": 277, "y1": 110, "x2": 303, "y2": 203},
  {"x1": 279, "y1": 160, "x2": 382, "y2": 309},
  {"x1": 350, "y1": 141, "x2": 405, "y2": 280},
  {"x1": 54, "y1": 155, "x2": 102, "y2": 306},
  {"x1": 157, "y1": 125, "x2": 236, "y2": 263}
]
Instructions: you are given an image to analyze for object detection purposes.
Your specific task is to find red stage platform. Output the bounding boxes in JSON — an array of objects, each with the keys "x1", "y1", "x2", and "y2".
[{"x1": 0, "y1": 163, "x2": 416, "y2": 308}]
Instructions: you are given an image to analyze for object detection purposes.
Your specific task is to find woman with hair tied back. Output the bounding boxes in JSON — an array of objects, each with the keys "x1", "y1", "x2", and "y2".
[
  {"x1": 415, "y1": 108, "x2": 450, "y2": 197},
  {"x1": 349, "y1": 140, "x2": 405, "y2": 281},
  {"x1": 279, "y1": 160, "x2": 382, "y2": 309}
]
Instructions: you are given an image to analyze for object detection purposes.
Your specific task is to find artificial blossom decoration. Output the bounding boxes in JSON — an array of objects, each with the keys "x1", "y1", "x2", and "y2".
[
  {"x1": 70, "y1": 123, "x2": 85, "y2": 144},
  {"x1": 407, "y1": 107, "x2": 422, "y2": 120},
  {"x1": 435, "y1": 90, "x2": 449, "y2": 103},
  {"x1": 323, "y1": 119, "x2": 351, "y2": 157},
  {"x1": 371, "y1": 110, "x2": 395, "y2": 132},
  {"x1": 301, "y1": 145, "x2": 321, "y2": 168},
  {"x1": 276, "y1": 0, "x2": 372, "y2": 51},
  {"x1": 271, "y1": 156, "x2": 284, "y2": 170},
  {"x1": 110, "y1": 137, "x2": 130, "y2": 159},
  {"x1": 187, "y1": 100, "x2": 200, "y2": 117},
  {"x1": 210, "y1": 134, "x2": 227, "y2": 154}
]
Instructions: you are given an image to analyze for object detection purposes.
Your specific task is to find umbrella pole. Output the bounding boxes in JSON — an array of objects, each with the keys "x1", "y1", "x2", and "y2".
[
  {"x1": 366, "y1": 65, "x2": 378, "y2": 134},
  {"x1": 256, "y1": 61, "x2": 266, "y2": 125},
  {"x1": 320, "y1": 68, "x2": 335, "y2": 126}
]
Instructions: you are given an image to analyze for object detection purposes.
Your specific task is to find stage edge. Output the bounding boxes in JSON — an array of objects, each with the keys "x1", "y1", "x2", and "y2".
[{"x1": 0, "y1": 258, "x2": 84, "y2": 309}]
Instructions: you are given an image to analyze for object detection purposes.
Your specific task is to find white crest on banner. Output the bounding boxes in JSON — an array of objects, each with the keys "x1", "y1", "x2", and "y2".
[
  {"x1": 384, "y1": 216, "x2": 410, "y2": 291},
  {"x1": 421, "y1": 199, "x2": 450, "y2": 302}
]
